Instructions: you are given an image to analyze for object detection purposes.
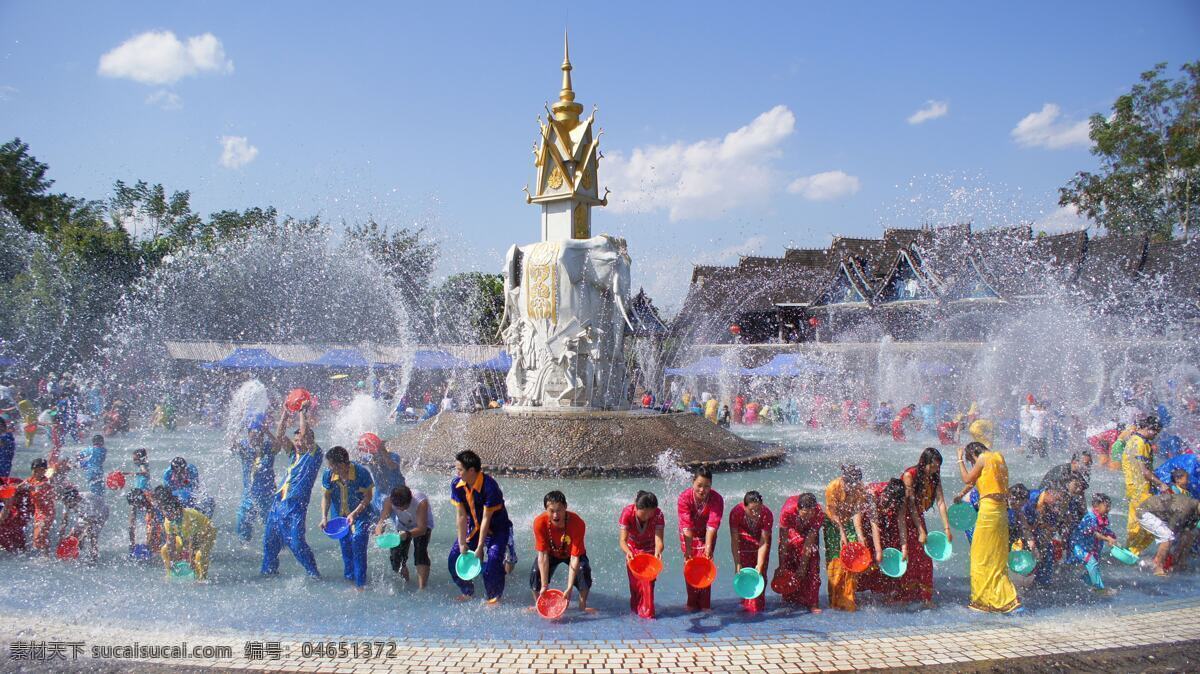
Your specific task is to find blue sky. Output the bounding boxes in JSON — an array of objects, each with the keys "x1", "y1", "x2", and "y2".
[{"x1": 2, "y1": 2, "x2": 1197, "y2": 309}]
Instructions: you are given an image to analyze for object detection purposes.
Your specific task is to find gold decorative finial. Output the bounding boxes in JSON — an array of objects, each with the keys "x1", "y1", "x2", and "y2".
[{"x1": 551, "y1": 31, "x2": 583, "y2": 128}]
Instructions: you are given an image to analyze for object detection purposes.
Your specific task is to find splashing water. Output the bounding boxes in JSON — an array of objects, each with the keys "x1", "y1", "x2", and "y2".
[
  {"x1": 654, "y1": 448, "x2": 691, "y2": 490},
  {"x1": 331, "y1": 393, "x2": 388, "y2": 456},
  {"x1": 223, "y1": 379, "x2": 269, "y2": 446}
]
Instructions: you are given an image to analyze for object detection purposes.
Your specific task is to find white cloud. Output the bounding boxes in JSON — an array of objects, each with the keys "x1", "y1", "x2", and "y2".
[
  {"x1": 907, "y1": 100, "x2": 948, "y2": 125},
  {"x1": 0, "y1": 85, "x2": 17, "y2": 102},
  {"x1": 604, "y1": 105, "x2": 796, "y2": 222},
  {"x1": 787, "y1": 170, "x2": 861, "y2": 201},
  {"x1": 98, "y1": 31, "x2": 233, "y2": 85},
  {"x1": 1011, "y1": 103, "x2": 1090, "y2": 149},
  {"x1": 145, "y1": 89, "x2": 182, "y2": 110},
  {"x1": 219, "y1": 136, "x2": 258, "y2": 169},
  {"x1": 1034, "y1": 204, "x2": 1091, "y2": 233}
]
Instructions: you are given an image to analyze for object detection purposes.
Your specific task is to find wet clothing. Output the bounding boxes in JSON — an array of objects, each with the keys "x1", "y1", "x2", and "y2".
[
  {"x1": 968, "y1": 450, "x2": 1019, "y2": 613},
  {"x1": 390, "y1": 531, "x2": 431, "y2": 570},
  {"x1": 1137, "y1": 492, "x2": 1200, "y2": 534},
  {"x1": 261, "y1": 444, "x2": 323, "y2": 577},
  {"x1": 0, "y1": 432, "x2": 14, "y2": 478},
  {"x1": 163, "y1": 464, "x2": 214, "y2": 518},
  {"x1": 163, "y1": 508, "x2": 216, "y2": 580},
  {"x1": 322, "y1": 463, "x2": 376, "y2": 588},
  {"x1": 968, "y1": 418, "x2": 995, "y2": 448},
  {"x1": 448, "y1": 473, "x2": 512, "y2": 600},
  {"x1": 620, "y1": 504, "x2": 663, "y2": 618},
  {"x1": 1122, "y1": 433, "x2": 1156, "y2": 555},
  {"x1": 1155, "y1": 454, "x2": 1200, "y2": 500},
  {"x1": 77, "y1": 444, "x2": 107, "y2": 496},
  {"x1": 677, "y1": 488, "x2": 724, "y2": 610},
  {"x1": 823, "y1": 477, "x2": 871, "y2": 611},
  {"x1": 369, "y1": 453, "x2": 405, "y2": 514},
  {"x1": 729, "y1": 503, "x2": 773, "y2": 612},
  {"x1": 1070, "y1": 509, "x2": 1114, "y2": 590},
  {"x1": 27, "y1": 474, "x2": 55, "y2": 552},
  {"x1": 777, "y1": 497, "x2": 823, "y2": 609},
  {"x1": 0, "y1": 483, "x2": 31, "y2": 551},
  {"x1": 236, "y1": 436, "x2": 276, "y2": 541}
]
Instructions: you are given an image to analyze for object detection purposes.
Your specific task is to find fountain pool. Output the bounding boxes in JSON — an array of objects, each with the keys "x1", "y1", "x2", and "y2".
[{"x1": 0, "y1": 422, "x2": 1193, "y2": 644}]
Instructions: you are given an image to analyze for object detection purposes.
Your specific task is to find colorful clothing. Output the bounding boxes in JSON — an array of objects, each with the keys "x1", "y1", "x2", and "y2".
[
  {"x1": 26, "y1": 475, "x2": 54, "y2": 553},
  {"x1": 1069, "y1": 510, "x2": 1114, "y2": 590},
  {"x1": 322, "y1": 463, "x2": 376, "y2": 587},
  {"x1": 162, "y1": 508, "x2": 217, "y2": 580},
  {"x1": 236, "y1": 436, "x2": 276, "y2": 541},
  {"x1": 777, "y1": 497, "x2": 823, "y2": 609},
  {"x1": 823, "y1": 477, "x2": 870, "y2": 611},
  {"x1": 968, "y1": 418, "x2": 995, "y2": 448},
  {"x1": 448, "y1": 473, "x2": 512, "y2": 600},
  {"x1": 1122, "y1": 433, "x2": 1155, "y2": 555},
  {"x1": 369, "y1": 452, "x2": 405, "y2": 514},
  {"x1": 859, "y1": 482, "x2": 912, "y2": 599},
  {"x1": 530, "y1": 511, "x2": 590, "y2": 593},
  {"x1": 677, "y1": 488, "x2": 724, "y2": 610},
  {"x1": 729, "y1": 503, "x2": 773, "y2": 612},
  {"x1": 867, "y1": 467, "x2": 935, "y2": 602},
  {"x1": 261, "y1": 445, "x2": 323, "y2": 577},
  {"x1": 619, "y1": 504, "x2": 663, "y2": 618},
  {"x1": 76, "y1": 444, "x2": 107, "y2": 496},
  {"x1": 968, "y1": 450, "x2": 1019, "y2": 613}
]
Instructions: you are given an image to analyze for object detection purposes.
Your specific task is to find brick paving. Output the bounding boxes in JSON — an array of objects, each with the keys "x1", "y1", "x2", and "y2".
[{"x1": 3, "y1": 598, "x2": 1199, "y2": 672}]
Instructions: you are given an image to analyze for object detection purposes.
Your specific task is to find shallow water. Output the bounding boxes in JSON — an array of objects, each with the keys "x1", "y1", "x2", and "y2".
[{"x1": 0, "y1": 422, "x2": 1194, "y2": 642}]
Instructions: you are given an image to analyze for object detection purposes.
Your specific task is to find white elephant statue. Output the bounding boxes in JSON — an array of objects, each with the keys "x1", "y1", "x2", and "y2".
[{"x1": 499, "y1": 234, "x2": 634, "y2": 409}]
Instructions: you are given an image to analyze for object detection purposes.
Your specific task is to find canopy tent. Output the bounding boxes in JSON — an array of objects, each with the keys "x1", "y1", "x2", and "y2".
[
  {"x1": 664, "y1": 356, "x2": 736, "y2": 377},
  {"x1": 743, "y1": 353, "x2": 830, "y2": 377},
  {"x1": 916, "y1": 360, "x2": 955, "y2": 377},
  {"x1": 201, "y1": 348, "x2": 301, "y2": 369},
  {"x1": 308, "y1": 348, "x2": 375, "y2": 368},
  {"x1": 0, "y1": 355, "x2": 17, "y2": 367},
  {"x1": 411, "y1": 349, "x2": 471, "y2": 371},
  {"x1": 472, "y1": 351, "x2": 512, "y2": 372}
]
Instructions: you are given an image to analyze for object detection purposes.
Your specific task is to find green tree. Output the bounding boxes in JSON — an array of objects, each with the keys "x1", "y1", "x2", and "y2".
[
  {"x1": 425, "y1": 272, "x2": 504, "y2": 345},
  {"x1": 1059, "y1": 61, "x2": 1200, "y2": 240},
  {"x1": 343, "y1": 219, "x2": 438, "y2": 313}
]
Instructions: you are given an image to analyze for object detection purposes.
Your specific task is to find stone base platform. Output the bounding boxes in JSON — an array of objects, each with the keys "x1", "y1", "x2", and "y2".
[{"x1": 399, "y1": 409, "x2": 786, "y2": 476}]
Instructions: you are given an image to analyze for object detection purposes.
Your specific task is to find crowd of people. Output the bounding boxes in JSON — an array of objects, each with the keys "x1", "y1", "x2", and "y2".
[{"x1": 0, "y1": 374, "x2": 1198, "y2": 620}]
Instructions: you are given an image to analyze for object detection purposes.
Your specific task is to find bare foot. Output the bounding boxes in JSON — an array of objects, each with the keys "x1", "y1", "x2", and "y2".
[
  {"x1": 809, "y1": 607, "x2": 822, "y2": 614},
  {"x1": 454, "y1": 594, "x2": 473, "y2": 602},
  {"x1": 485, "y1": 597, "x2": 501, "y2": 606},
  {"x1": 580, "y1": 607, "x2": 598, "y2": 614}
]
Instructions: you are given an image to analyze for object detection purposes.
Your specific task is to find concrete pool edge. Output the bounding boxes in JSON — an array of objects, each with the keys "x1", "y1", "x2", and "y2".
[{"x1": 3, "y1": 597, "x2": 1199, "y2": 672}]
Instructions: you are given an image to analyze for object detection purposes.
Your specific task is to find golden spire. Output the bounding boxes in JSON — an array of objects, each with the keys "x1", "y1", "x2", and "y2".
[{"x1": 551, "y1": 31, "x2": 583, "y2": 128}]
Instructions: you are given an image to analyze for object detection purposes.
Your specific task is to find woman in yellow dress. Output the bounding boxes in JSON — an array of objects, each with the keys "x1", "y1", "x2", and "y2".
[{"x1": 954, "y1": 441, "x2": 1020, "y2": 613}]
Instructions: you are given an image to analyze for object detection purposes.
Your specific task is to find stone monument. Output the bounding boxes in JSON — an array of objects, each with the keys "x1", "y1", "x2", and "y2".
[
  {"x1": 501, "y1": 34, "x2": 630, "y2": 410},
  {"x1": 408, "y1": 37, "x2": 784, "y2": 475}
]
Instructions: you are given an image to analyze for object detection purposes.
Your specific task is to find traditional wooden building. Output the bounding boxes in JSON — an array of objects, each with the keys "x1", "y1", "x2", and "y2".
[{"x1": 672, "y1": 225, "x2": 1199, "y2": 344}]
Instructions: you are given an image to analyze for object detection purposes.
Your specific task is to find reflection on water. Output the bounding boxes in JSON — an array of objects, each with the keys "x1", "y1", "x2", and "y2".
[{"x1": 0, "y1": 423, "x2": 1193, "y2": 641}]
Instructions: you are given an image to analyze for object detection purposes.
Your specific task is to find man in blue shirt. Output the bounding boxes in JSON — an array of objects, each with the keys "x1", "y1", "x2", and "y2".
[
  {"x1": 449, "y1": 449, "x2": 512, "y2": 602},
  {"x1": 320, "y1": 446, "x2": 375, "y2": 589},
  {"x1": 235, "y1": 414, "x2": 277, "y2": 541},
  {"x1": 261, "y1": 401, "x2": 322, "y2": 578},
  {"x1": 76, "y1": 434, "x2": 107, "y2": 496},
  {"x1": 0, "y1": 418, "x2": 15, "y2": 479}
]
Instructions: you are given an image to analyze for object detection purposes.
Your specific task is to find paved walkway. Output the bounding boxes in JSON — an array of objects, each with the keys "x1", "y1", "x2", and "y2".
[{"x1": 3, "y1": 598, "x2": 1200, "y2": 672}]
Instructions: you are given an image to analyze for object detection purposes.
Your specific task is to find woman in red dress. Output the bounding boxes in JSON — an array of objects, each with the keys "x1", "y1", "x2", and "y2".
[
  {"x1": 728, "y1": 491, "x2": 772, "y2": 613},
  {"x1": 858, "y1": 478, "x2": 908, "y2": 598},
  {"x1": 897, "y1": 447, "x2": 952, "y2": 604},
  {"x1": 776, "y1": 492, "x2": 823, "y2": 612}
]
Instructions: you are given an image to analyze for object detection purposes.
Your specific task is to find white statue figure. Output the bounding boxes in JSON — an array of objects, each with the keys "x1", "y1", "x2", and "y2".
[{"x1": 500, "y1": 235, "x2": 633, "y2": 410}]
